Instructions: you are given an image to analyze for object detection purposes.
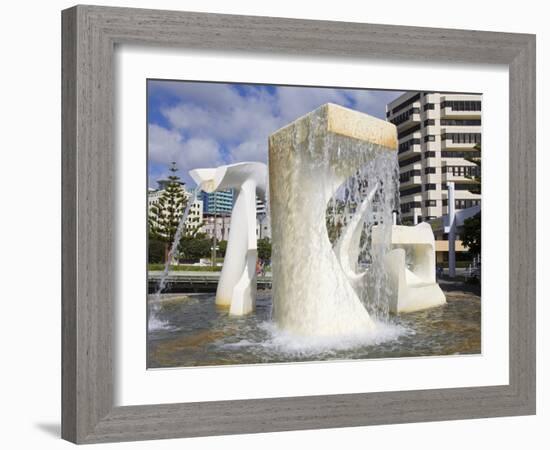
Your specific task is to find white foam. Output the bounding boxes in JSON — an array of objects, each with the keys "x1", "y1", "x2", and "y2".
[
  {"x1": 147, "y1": 313, "x2": 174, "y2": 332},
  {"x1": 217, "y1": 320, "x2": 410, "y2": 358}
]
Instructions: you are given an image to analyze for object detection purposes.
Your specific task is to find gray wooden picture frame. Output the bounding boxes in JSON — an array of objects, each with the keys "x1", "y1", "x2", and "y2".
[{"x1": 61, "y1": 4, "x2": 536, "y2": 444}]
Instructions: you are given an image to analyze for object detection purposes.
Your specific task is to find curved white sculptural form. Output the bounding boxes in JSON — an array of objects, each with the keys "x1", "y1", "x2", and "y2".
[
  {"x1": 332, "y1": 182, "x2": 378, "y2": 293},
  {"x1": 373, "y1": 222, "x2": 446, "y2": 313},
  {"x1": 189, "y1": 162, "x2": 267, "y2": 316},
  {"x1": 269, "y1": 103, "x2": 398, "y2": 336}
]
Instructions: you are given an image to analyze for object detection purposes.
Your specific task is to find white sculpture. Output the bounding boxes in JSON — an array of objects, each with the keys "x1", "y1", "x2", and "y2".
[
  {"x1": 373, "y1": 222, "x2": 446, "y2": 313},
  {"x1": 189, "y1": 162, "x2": 267, "y2": 316},
  {"x1": 332, "y1": 182, "x2": 378, "y2": 294},
  {"x1": 268, "y1": 103, "x2": 398, "y2": 336}
]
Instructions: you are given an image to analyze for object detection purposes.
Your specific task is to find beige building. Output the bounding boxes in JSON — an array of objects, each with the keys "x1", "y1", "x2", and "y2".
[
  {"x1": 202, "y1": 214, "x2": 231, "y2": 242},
  {"x1": 386, "y1": 92, "x2": 481, "y2": 224},
  {"x1": 147, "y1": 186, "x2": 204, "y2": 236}
]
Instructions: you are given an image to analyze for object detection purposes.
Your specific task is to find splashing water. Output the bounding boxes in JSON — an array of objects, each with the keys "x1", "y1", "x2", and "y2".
[{"x1": 149, "y1": 188, "x2": 202, "y2": 331}]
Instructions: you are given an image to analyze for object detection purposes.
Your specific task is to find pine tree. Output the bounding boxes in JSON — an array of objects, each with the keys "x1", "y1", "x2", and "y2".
[
  {"x1": 462, "y1": 143, "x2": 482, "y2": 260},
  {"x1": 148, "y1": 162, "x2": 187, "y2": 262}
]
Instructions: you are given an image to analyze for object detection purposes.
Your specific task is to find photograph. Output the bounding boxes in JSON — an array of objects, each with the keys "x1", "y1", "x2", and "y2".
[
  {"x1": 2, "y1": 0, "x2": 543, "y2": 447},
  {"x1": 146, "y1": 80, "x2": 482, "y2": 368}
]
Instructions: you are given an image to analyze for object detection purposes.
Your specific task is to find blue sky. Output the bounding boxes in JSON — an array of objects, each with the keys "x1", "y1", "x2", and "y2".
[{"x1": 147, "y1": 80, "x2": 404, "y2": 188}]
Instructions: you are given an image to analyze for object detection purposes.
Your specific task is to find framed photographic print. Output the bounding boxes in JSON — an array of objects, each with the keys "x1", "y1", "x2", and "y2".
[{"x1": 62, "y1": 4, "x2": 536, "y2": 444}]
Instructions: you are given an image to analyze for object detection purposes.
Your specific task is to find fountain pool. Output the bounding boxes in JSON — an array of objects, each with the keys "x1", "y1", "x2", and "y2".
[{"x1": 147, "y1": 287, "x2": 480, "y2": 368}]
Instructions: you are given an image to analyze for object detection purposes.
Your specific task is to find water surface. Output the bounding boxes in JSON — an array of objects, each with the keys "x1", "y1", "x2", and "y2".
[{"x1": 147, "y1": 287, "x2": 481, "y2": 368}]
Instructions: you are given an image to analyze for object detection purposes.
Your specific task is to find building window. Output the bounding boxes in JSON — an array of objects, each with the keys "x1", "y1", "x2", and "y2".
[
  {"x1": 424, "y1": 167, "x2": 436, "y2": 174},
  {"x1": 441, "y1": 100, "x2": 481, "y2": 111},
  {"x1": 423, "y1": 119, "x2": 436, "y2": 127},
  {"x1": 441, "y1": 133, "x2": 481, "y2": 145},
  {"x1": 398, "y1": 138, "x2": 421, "y2": 154},
  {"x1": 444, "y1": 165, "x2": 480, "y2": 177},
  {"x1": 424, "y1": 151, "x2": 436, "y2": 159},
  {"x1": 400, "y1": 201, "x2": 422, "y2": 213},
  {"x1": 391, "y1": 93, "x2": 421, "y2": 115},
  {"x1": 390, "y1": 107, "x2": 421, "y2": 126},
  {"x1": 399, "y1": 154, "x2": 422, "y2": 168},
  {"x1": 424, "y1": 135, "x2": 436, "y2": 142},
  {"x1": 399, "y1": 169, "x2": 422, "y2": 183},
  {"x1": 441, "y1": 183, "x2": 478, "y2": 191},
  {"x1": 423, "y1": 103, "x2": 435, "y2": 111},
  {"x1": 400, "y1": 186, "x2": 422, "y2": 197},
  {"x1": 425, "y1": 200, "x2": 437, "y2": 207},
  {"x1": 445, "y1": 199, "x2": 481, "y2": 209},
  {"x1": 398, "y1": 124, "x2": 421, "y2": 139},
  {"x1": 441, "y1": 150, "x2": 481, "y2": 158},
  {"x1": 424, "y1": 183, "x2": 436, "y2": 191},
  {"x1": 440, "y1": 119, "x2": 481, "y2": 126}
]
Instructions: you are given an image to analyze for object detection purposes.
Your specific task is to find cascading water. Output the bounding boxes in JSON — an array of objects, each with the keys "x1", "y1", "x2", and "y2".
[
  {"x1": 268, "y1": 103, "x2": 402, "y2": 339},
  {"x1": 328, "y1": 151, "x2": 400, "y2": 322}
]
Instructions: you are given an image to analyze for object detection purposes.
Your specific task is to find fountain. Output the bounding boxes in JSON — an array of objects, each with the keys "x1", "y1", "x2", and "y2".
[
  {"x1": 190, "y1": 162, "x2": 268, "y2": 316},
  {"x1": 268, "y1": 103, "x2": 400, "y2": 337},
  {"x1": 148, "y1": 104, "x2": 460, "y2": 367}
]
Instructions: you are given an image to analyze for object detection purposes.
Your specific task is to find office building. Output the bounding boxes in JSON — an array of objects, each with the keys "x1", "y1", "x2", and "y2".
[
  {"x1": 386, "y1": 92, "x2": 482, "y2": 224},
  {"x1": 201, "y1": 190, "x2": 234, "y2": 215}
]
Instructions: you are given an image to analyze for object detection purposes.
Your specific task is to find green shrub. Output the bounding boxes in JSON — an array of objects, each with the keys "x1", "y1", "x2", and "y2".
[{"x1": 148, "y1": 264, "x2": 222, "y2": 272}]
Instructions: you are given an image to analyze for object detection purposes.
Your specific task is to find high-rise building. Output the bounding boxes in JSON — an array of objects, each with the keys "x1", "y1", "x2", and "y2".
[
  {"x1": 386, "y1": 92, "x2": 482, "y2": 224},
  {"x1": 255, "y1": 197, "x2": 271, "y2": 239},
  {"x1": 201, "y1": 190, "x2": 234, "y2": 215}
]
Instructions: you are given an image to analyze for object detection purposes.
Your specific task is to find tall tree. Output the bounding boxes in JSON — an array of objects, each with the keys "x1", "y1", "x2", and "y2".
[
  {"x1": 462, "y1": 143, "x2": 481, "y2": 260},
  {"x1": 178, "y1": 234, "x2": 212, "y2": 261},
  {"x1": 148, "y1": 162, "x2": 187, "y2": 262},
  {"x1": 465, "y1": 143, "x2": 481, "y2": 195},
  {"x1": 257, "y1": 238, "x2": 272, "y2": 263},
  {"x1": 461, "y1": 212, "x2": 481, "y2": 257}
]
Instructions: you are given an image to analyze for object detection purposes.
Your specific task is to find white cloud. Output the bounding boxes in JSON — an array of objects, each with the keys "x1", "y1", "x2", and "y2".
[
  {"x1": 276, "y1": 87, "x2": 350, "y2": 123},
  {"x1": 148, "y1": 81, "x2": 404, "y2": 187},
  {"x1": 148, "y1": 124, "x2": 223, "y2": 186},
  {"x1": 229, "y1": 139, "x2": 267, "y2": 164}
]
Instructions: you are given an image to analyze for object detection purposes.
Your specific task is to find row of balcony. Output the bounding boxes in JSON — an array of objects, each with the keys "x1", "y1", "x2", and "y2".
[
  {"x1": 399, "y1": 173, "x2": 479, "y2": 188},
  {"x1": 388, "y1": 101, "x2": 481, "y2": 128}
]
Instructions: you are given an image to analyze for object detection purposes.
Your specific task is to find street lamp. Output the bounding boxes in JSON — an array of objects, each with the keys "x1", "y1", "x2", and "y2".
[{"x1": 211, "y1": 213, "x2": 217, "y2": 267}]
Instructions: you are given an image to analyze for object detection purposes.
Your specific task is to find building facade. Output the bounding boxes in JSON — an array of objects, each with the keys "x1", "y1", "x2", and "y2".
[
  {"x1": 201, "y1": 189, "x2": 234, "y2": 215},
  {"x1": 183, "y1": 188, "x2": 204, "y2": 234},
  {"x1": 255, "y1": 197, "x2": 271, "y2": 239},
  {"x1": 386, "y1": 92, "x2": 482, "y2": 224},
  {"x1": 202, "y1": 214, "x2": 231, "y2": 242}
]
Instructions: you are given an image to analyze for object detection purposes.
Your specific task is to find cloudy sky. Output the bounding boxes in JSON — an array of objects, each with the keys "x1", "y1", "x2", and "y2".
[{"x1": 147, "y1": 80, "x2": 404, "y2": 188}]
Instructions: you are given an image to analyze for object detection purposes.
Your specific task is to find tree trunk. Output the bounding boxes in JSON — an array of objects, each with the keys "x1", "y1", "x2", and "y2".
[{"x1": 164, "y1": 242, "x2": 170, "y2": 265}]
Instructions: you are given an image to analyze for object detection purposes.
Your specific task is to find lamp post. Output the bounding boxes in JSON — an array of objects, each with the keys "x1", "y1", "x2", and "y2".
[
  {"x1": 211, "y1": 211, "x2": 217, "y2": 267},
  {"x1": 447, "y1": 181, "x2": 456, "y2": 278},
  {"x1": 392, "y1": 209, "x2": 399, "y2": 226}
]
